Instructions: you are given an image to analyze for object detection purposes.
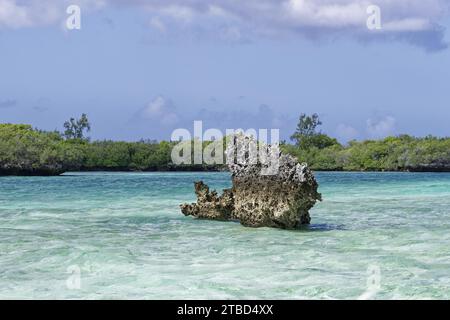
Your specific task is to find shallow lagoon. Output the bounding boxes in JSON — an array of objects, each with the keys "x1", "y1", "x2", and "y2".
[{"x1": 1, "y1": 172, "x2": 449, "y2": 299}]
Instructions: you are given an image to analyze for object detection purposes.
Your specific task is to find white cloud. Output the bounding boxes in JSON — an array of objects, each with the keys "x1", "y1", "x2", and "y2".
[
  {"x1": 0, "y1": 0, "x2": 30, "y2": 28},
  {"x1": 137, "y1": 96, "x2": 179, "y2": 126},
  {"x1": 0, "y1": 0, "x2": 449, "y2": 50},
  {"x1": 0, "y1": 0, "x2": 105, "y2": 29},
  {"x1": 336, "y1": 123, "x2": 359, "y2": 143},
  {"x1": 383, "y1": 18, "x2": 431, "y2": 32},
  {"x1": 284, "y1": 0, "x2": 369, "y2": 28},
  {"x1": 366, "y1": 116, "x2": 396, "y2": 139},
  {"x1": 158, "y1": 5, "x2": 195, "y2": 24},
  {"x1": 149, "y1": 16, "x2": 166, "y2": 33},
  {"x1": 127, "y1": 0, "x2": 450, "y2": 49}
]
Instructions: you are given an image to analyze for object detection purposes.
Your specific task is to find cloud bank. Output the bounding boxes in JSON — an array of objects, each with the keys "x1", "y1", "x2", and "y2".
[
  {"x1": 366, "y1": 115, "x2": 396, "y2": 139},
  {"x1": 135, "y1": 96, "x2": 180, "y2": 126},
  {"x1": 0, "y1": 99, "x2": 17, "y2": 108},
  {"x1": 0, "y1": 0, "x2": 448, "y2": 50}
]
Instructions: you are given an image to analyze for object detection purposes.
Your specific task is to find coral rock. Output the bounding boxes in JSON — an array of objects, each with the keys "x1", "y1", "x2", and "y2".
[{"x1": 180, "y1": 135, "x2": 321, "y2": 229}]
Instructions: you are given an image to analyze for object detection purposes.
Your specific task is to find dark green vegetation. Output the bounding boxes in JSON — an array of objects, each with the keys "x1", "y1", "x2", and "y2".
[
  {"x1": 283, "y1": 113, "x2": 450, "y2": 171},
  {"x1": 0, "y1": 118, "x2": 221, "y2": 175},
  {"x1": 1, "y1": 114, "x2": 449, "y2": 175},
  {"x1": 63, "y1": 113, "x2": 91, "y2": 140},
  {"x1": 81, "y1": 140, "x2": 218, "y2": 171},
  {"x1": 0, "y1": 124, "x2": 84, "y2": 175},
  {"x1": 282, "y1": 135, "x2": 450, "y2": 172}
]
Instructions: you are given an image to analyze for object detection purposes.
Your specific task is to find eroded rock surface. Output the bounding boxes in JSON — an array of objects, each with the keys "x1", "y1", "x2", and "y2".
[
  {"x1": 180, "y1": 135, "x2": 321, "y2": 229},
  {"x1": 180, "y1": 181, "x2": 234, "y2": 221}
]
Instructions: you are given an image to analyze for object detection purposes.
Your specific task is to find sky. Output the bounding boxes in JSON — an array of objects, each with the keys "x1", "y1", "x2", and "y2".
[{"x1": 1, "y1": 0, "x2": 450, "y2": 142}]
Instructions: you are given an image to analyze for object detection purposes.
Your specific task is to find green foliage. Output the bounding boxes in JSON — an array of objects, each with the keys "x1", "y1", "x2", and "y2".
[
  {"x1": 63, "y1": 114, "x2": 91, "y2": 140},
  {"x1": 282, "y1": 113, "x2": 450, "y2": 171},
  {"x1": 2, "y1": 120, "x2": 450, "y2": 175},
  {"x1": 305, "y1": 134, "x2": 340, "y2": 150},
  {"x1": 0, "y1": 123, "x2": 225, "y2": 175},
  {"x1": 81, "y1": 140, "x2": 177, "y2": 171},
  {"x1": 284, "y1": 135, "x2": 450, "y2": 172},
  {"x1": 0, "y1": 124, "x2": 84, "y2": 175},
  {"x1": 291, "y1": 113, "x2": 322, "y2": 139},
  {"x1": 290, "y1": 113, "x2": 340, "y2": 150}
]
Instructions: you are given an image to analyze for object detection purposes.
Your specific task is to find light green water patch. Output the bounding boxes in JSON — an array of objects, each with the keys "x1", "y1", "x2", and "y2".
[{"x1": 0, "y1": 172, "x2": 449, "y2": 299}]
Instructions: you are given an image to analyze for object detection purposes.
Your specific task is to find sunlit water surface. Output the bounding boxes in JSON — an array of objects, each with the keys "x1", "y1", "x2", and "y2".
[{"x1": 1, "y1": 172, "x2": 449, "y2": 299}]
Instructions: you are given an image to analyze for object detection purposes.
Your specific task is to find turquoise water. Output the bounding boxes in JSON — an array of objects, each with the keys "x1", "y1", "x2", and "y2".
[{"x1": 0, "y1": 172, "x2": 449, "y2": 299}]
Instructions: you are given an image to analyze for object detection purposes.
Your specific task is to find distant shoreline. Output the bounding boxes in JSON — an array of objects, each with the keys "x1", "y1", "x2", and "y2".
[
  {"x1": 2, "y1": 168, "x2": 450, "y2": 177},
  {"x1": 2, "y1": 123, "x2": 450, "y2": 176}
]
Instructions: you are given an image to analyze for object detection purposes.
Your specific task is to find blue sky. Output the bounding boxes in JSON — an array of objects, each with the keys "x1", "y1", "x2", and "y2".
[{"x1": 1, "y1": 0, "x2": 450, "y2": 142}]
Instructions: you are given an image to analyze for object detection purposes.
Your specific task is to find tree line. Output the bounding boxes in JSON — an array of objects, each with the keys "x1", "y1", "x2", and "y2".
[
  {"x1": 1, "y1": 114, "x2": 449, "y2": 175},
  {"x1": 283, "y1": 113, "x2": 450, "y2": 171}
]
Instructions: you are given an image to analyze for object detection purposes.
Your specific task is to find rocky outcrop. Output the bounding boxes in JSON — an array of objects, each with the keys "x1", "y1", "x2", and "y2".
[
  {"x1": 180, "y1": 181, "x2": 234, "y2": 221},
  {"x1": 180, "y1": 135, "x2": 322, "y2": 229}
]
